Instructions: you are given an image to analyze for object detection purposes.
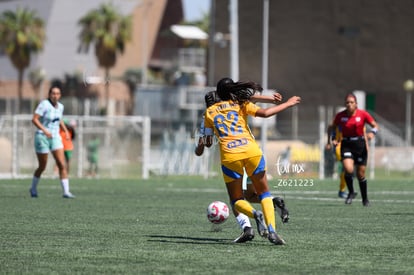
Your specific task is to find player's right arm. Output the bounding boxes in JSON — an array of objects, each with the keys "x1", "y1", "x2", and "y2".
[
  {"x1": 32, "y1": 113, "x2": 52, "y2": 138},
  {"x1": 194, "y1": 137, "x2": 205, "y2": 156},
  {"x1": 195, "y1": 116, "x2": 215, "y2": 156},
  {"x1": 326, "y1": 124, "x2": 337, "y2": 148}
]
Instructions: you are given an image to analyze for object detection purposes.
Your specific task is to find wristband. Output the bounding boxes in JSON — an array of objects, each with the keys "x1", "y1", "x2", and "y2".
[{"x1": 370, "y1": 128, "x2": 378, "y2": 135}]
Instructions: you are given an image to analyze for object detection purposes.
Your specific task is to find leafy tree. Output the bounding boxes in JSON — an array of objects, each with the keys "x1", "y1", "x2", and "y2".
[
  {"x1": 181, "y1": 12, "x2": 209, "y2": 48},
  {"x1": 0, "y1": 8, "x2": 45, "y2": 113},
  {"x1": 78, "y1": 3, "x2": 132, "y2": 114},
  {"x1": 193, "y1": 12, "x2": 209, "y2": 34}
]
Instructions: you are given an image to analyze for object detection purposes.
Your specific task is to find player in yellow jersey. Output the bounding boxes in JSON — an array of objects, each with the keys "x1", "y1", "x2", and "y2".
[
  {"x1": 335, "y1": 131, "x2": 348, "y2": 198},
  {"x1": 204, "y1": 78, "x2": 301, "y2": 245},
  {"x1": 326, "y1": 126, "x2": 348, "y2": 198},
  {"x1": 196, "y1": 90, "x2": 290, "y2": 243}
]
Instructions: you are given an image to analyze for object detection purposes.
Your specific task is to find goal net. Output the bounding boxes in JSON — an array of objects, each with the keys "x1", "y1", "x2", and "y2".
[{"x1": 0, "y1": 115, "x2": 151, "y2": 179}]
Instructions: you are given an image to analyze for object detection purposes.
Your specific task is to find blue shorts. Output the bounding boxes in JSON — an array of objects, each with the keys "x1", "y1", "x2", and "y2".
[
  {"x1": 221, "y1": 155, "x2": 266, "y2": 183},
  {"x1": 34, "y1": 133, "x2": 63, "y2": 154}
]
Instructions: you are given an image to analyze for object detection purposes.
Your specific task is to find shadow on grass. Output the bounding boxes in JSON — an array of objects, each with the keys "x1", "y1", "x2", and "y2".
[
  {"x1": 146, "y1": 234, "x2": 234, "y2": 245},
  {"x1": 386, "y1": 212, "x2": 414, "y2": 216}
]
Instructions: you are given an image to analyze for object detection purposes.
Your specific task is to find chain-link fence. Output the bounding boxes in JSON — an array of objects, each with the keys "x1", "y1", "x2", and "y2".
[
  {"x1": 0, "y1": 115, "x2": 151, "y2": 179},
  {"x1": 1, "y1": 111, "x2": 413, "y2": 180}
]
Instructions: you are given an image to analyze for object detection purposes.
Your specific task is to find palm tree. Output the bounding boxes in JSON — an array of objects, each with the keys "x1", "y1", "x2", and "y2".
[
  {"x1": 78, "y1": 3, "x2": 132, "y2": 114},
  {"x1": 0, "y1": 8, "x2": 45, "y2": 114}
]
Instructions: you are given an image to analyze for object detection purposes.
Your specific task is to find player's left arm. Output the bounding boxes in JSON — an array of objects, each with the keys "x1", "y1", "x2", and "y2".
[
  {"x1": 255, "y1": 96, "x2": 301, "y2": 118},
  {"x1": 366, "y1": 115, "x2": 379, "y2": 141},
  {"x1": 250, "y1": 92, "x2": 282, "y2": 104}
]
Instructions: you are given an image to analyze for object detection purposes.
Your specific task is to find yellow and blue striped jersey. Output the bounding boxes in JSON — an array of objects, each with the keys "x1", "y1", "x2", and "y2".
[{"x1": 204, "y1": 100, "x2": 262, "y2": 162}]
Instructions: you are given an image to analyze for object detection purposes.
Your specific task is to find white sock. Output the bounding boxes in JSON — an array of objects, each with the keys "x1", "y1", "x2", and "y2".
[
  {"x1": 31, "y1": 176, "x2": 40, "y2": 191},
  {"x1": 61, "y1": 178, "x2": 70, "y2": 194},
  {"x1": 236, "y1": 213, "x2": 251, "y2": 229}
]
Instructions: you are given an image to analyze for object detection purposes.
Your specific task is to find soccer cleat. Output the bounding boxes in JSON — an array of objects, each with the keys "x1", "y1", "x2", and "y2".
[
  {"x1": 338, "y1": 191, "x2": 348, "y2": 198},
  {"x1": 254, "y1": 210, "x2": 268, "y2": 238},
  {"x1": 362, "y1": 199, "x2": 370, "y2": 207},
  {"x1": 273, "y1": 197, "x2": 289, "y2": 224},
  {"x1": 345, "y1": 192, "x2": 357, "y2": 204},
  {"x1": 233, "y1": 227, "x2": 255, "y2": 243},
  {"x1": 268, "y1": 232, "x2": 286, "y2": 245},
  {"x1": 30, "y1": 188, "x2": 38, "y2": 198},
  {"x1": 63, "y1": 193, "x2": 75, "y2": 199}
]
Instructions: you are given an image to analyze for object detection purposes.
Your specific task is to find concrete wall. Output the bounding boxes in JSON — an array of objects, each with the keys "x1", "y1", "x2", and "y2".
[{"x1": 212, "y1": 0, "x2": 414, "y2": 132}]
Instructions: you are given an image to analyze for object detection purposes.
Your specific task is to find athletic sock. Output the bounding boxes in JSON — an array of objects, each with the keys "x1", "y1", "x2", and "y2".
[
  {"x1": 31, "y1": 176, "x2": 40, "y2": 191},
  {"x1": 261, "y1": 196, "x2": 276, "y2": 232},
  {"x1": 234, "y1": 199, "x2": 255, "y2": 218},
  {"x1": 236, "y1": 213, "x2": 252, "y2": 229},
  {"x1": 339, "y1": 171, "x2": 347, "y2": 192},
  {"x1": 344, "y1": 173, "x2": 354, "y2": 194},
  {"x1": 358, "y1": 178, "x2": 368, "y2": 201},
  {"x1": 61, "y1": 178, "x2": 70, "y2": 194}
]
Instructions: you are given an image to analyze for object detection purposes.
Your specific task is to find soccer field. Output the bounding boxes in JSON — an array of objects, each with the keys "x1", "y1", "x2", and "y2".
[{"x1": 0, "y1": 177, "x2": 413, "y2": 274}]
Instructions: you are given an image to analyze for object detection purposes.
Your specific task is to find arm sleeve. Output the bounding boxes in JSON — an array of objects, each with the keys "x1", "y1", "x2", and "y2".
[
  {"x1": 34, "y1": 101, "x2": 45, "y2": 116},
  {"x1": 245, "y1": 102, "x2": 261, "y2": 116},
  {"x1": 204, "y1": 127, "x2": 213, "y2": 136},
  {"x1": 199, "y1": 119, "x2": 205, "y2": 136},
  {"x1": 365, "y1": 111, "x2": 375, "y2": 124}
]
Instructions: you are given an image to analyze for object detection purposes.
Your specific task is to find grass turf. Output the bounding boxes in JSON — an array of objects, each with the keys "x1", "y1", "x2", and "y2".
[{"x1": 0, "y1": 176, "x2": 413, "y2": 274}]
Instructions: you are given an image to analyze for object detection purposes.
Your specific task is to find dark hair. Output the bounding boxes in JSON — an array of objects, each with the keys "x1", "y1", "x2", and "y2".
[
  {"x1": 48, "y1": 85, "x2": 62, "y2": 95},
  {"x1": 204, "y1": 91, "x2": 220, "y2": 108},
  {"x1": 216, "y1": 77, "x2": 234, "y2": 99},
  {"x1": 216, "y1": 77, "x2": 263, "y2": 104},
  {"x1": 345, "y1": 93, "x2": 357, "y2": 103}
]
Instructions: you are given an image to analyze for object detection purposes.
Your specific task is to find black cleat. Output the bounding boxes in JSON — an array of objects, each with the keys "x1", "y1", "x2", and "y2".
[
  {"x1": 273, "y1": 197, "x2": 289, "y2": 223},
  {"x1": 233, "y1": 227, "x2": 255, "y2": 243},
  {"x1": 268, "y1": 232, "x2": 286, "y2": 245},
  {"x1": 254, "y1": 210, "x2": 268, "y2": 238},
  {"x1": 338, "y1": 191, "x2": 348, "y2": 198},
  {"x1": 362, "y1": 199, "x2": 370, "y2": 207},
  {"x1": 30, "y1": 188, "x2": 38, "y2": 198},
  {"x1": 345, "y1": 192, "x2": 357, "y2": 204}
]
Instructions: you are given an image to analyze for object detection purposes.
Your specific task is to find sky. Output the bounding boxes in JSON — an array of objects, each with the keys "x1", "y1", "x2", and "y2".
[{"x1": 182, "y1": 0, "x2": 210, "y2": 21}]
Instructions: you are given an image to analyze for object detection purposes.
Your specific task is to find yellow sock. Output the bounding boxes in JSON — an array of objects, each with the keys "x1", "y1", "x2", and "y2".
[
  {"x1": 261, "y1": 197, "x2": 276, "y2": 231},
  {"x1": 234, "y1": 200, "x2": 255, "y2": 218},
  {"x1": 340, "y1": 171, "x2": 346, "y2": 192}
]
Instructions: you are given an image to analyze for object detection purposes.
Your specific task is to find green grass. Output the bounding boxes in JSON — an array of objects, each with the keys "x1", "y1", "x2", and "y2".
[{"x1": 0, "y1": 176, "x2": 413, "y2": 274}]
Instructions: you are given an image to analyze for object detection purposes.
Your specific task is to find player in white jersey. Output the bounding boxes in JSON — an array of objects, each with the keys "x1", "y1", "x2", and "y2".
[{"x1": 30, "y1": 86, "x2": 75, "y2": 198}]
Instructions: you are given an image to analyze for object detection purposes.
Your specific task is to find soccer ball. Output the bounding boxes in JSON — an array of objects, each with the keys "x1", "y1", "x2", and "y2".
[{"x1": 206, "y1": 201, "x2": 230, "y2": 224}]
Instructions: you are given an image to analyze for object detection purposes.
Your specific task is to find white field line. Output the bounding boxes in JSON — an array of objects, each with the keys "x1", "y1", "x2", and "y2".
[
  {"x1": 280, "y1": 196, "x2": 414, "y2": 204},
  {"x1": 155, "y1": 187, "x2": 414, "y2": 204},
  {"x1": 271, "y1": 190, "x2": 414, "y2": 195},
  {"x1": 1, "y1": 184, "x2": 413, "y2": 204},
  {"x1": 155, "y1": 187, "x2": 414, "y2": 196}
]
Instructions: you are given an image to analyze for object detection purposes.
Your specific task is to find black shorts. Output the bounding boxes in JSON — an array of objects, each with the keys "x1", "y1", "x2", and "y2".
[{"x1": 340, "y1": 138, "x2": 367, "y2": 165}]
